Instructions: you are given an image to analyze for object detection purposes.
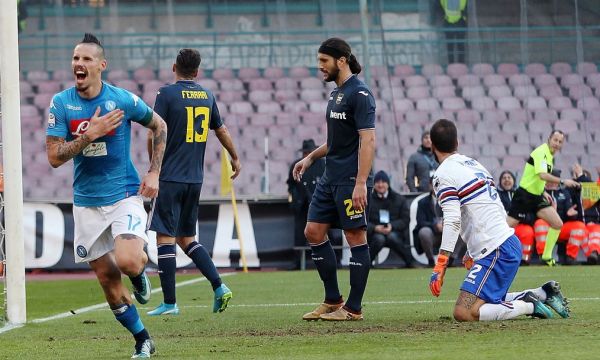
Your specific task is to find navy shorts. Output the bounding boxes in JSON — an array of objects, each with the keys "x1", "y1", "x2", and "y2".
[
  {"x1": 148, "y1": 181, "x2": 202, "y2": 237},
  {"x1": 307, "y1": 183, "x2": 371, "y2": 230},
  {"x1": 460, "y1": 234, "x2": 522, "y2": 304}
]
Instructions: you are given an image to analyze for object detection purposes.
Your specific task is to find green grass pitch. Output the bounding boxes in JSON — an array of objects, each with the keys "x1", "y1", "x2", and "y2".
[{"x1": 1, "y1": 266, "x2": 599, "y2": 359}]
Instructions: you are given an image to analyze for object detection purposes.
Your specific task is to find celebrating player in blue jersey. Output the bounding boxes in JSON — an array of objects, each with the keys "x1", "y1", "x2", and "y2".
[
  {"x1": 46, "y1": 33, "x2": 167, "y2": 358},
  {"x1": 293, "y1": 38, "x2": 376, "y2": 321},
  {"x1": 146, "y1": 49, "x2": 240, "y2": 316},
  {"x1": 428, "y1": 119, "x2": 570, "y2": 322}
]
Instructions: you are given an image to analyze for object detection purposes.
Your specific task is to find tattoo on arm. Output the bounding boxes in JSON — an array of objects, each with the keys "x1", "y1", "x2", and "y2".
[
  {"x1": 456, "y1": 291, "x2": 479, "y2": 310},
  {"x1": 47, "y1": 135, "x2": 92, "y2": 162},
  {"x1": 147, "y1": 115, "x2": 166, "y2": 173}
]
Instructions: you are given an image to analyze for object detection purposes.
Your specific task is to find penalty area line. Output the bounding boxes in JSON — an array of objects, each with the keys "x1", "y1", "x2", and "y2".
[{"x1": 0, "y1": 272, "x2": 236, "y2": 334}]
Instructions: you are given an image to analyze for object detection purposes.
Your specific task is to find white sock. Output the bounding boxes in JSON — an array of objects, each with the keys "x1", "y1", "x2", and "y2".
[
  {"x1": 504, "y1": 287, "x2": 547, "y2": 302},
  {"x1": 478, "y1": 301, "x2": 533, "y2": 321}
]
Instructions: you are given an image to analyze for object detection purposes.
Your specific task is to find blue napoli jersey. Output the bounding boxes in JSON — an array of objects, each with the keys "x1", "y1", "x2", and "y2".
[
  {"x1": 46, "y1": 82, "x2": 153, "y2": 207},
  {"x1": 153, "y1": 80, "x2": 223, "y2": 183},
  {"x1": 322, "y1": 75, "x2": 376, "y2": 186}
]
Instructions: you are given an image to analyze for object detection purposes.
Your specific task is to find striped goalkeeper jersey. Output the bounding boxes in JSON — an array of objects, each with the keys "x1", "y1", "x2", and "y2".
[{"x1": 432, "y1": 153, "x2": 514, "y2": 260}]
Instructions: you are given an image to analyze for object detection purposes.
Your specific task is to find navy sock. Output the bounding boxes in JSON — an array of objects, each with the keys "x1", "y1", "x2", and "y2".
[
  {"x1": 129, "y1": 271, "x2": 144, "y2": 292},
  {"x1": 310, "y1": 241, "x2": 341, "y2": 303},
  {"x1": 345, "y1": 244, "x2": 371, "y2": 313},
  {"x1": 112, "y1": 304, "x2": 146, "y2": 337},
  {"x1": 157, "y1": 244, "x2": 177, "y2": 304},
  {"x1": 186, "y1": 241, "x2": 222, "y2": 291}
]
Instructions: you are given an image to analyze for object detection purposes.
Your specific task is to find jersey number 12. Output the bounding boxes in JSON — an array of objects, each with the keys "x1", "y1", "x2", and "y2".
[{"x1": 185, "y1": 106, "x2": 210, "y2": 143}]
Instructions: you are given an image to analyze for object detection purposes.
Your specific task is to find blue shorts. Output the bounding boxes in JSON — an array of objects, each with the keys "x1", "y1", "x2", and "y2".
[
  {"x1": 460, "y1": 235, "x2": 522, "y2": 304},
  {"x1": 307, "y1": 183, "x2": 371, "y2": 230},
  {"x1": 148, "y1": 181, "x2": 202, "y2": 237}
]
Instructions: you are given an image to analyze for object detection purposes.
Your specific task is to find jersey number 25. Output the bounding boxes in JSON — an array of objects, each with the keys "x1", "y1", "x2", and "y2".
[{"x1": 185, "y1": 106, "x2": 210, "y2": 143}]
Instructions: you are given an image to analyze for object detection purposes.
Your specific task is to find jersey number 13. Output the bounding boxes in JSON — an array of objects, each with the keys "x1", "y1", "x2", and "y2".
[{"x1": 185, "y1": 106, "x2": 210, "y2": 143}]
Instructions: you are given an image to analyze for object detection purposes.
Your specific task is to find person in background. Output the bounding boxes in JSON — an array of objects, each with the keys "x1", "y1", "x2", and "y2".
[
  {"x1": 570, "y1": 164, "x2": 599, "y2": 264},
  {"x1": 440, "y1": 0, "x2": 468, "y2": 63},
  {"x1": 367, "y1": 170, "x2": 414, "y2": 268},
  {"x1": 406, "y1": 131, "x2": 438, "y2": 192},
  {"x1": 497, "y1": 170, "x2": 536, "y2": 265},
  {"x1": 287, "y1": 139, "x2": 325, "y2": 269},
  {"x1": 533, "y1": 169, "x2": 586, "y2": 265}
]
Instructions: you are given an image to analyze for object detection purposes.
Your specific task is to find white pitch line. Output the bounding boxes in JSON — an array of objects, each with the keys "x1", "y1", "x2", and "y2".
[{"x1": 0, "y1": 272, "x2": 236, "y2": 334}]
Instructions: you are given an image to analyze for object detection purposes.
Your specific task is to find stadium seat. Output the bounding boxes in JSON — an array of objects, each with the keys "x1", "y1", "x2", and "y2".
[
  {"x1": 524, "y1": 63, "x2": 547, "y2": 76},
  {"x1": 36, "y1": 80, "x2": 63, "y2": 94},
  {"x1": 370, "y1": 65, "x2": 390, "y2": 78},
  {"x1": 106, "y1": 69, "x2": 129, "y2": 82},
  {"x1": 507, "y1": 143, "x2": 531, "y2": 157},
  {"x1": 212, "y1": 68, "x2": 235, "y2": 80},
  {"x1": 274, "y1": 89, "x2": 298, "y2": 102},
  {"x1": 534, "y1": 74, "x2": 558, "y2": 87},
  {"x1": 133, "y1": 67, "x2": 156, "y2": 81},
  {"x1": 480, "y1": 143, "x2": 506, "y2": 157},
  {"x1": 199, "y1": 78, "x2": 218, "y2": 91},
  {"x1": 586, "y1": 73, "x2": 600, "y2": 89},
  {"x1": 477, "y1": 156, "x2": 501, "y2": 175},
  {"x1": 432, "y1": 85, "x2": 456, "y2": 99},
  {"x1": 218, "y1": 90, "x2": 244, "y2": 103},
  {"x1": 550, "y1": 62, "x2": 572, "y2": 78},
  {"x1": 142, "y1": 79, "x2": 166, "y2": 93},
  {"x1": 461, "y1": 85, "x2": 485, "y2": 100},
  {"x1": 392, "y1": 98, "x2": 415, "y2": 112},
  {"x1": 457, "y1": 74, "x2": 481, "y2": 87},
  {"x1": 274, "y1": 77, "x2": 298, "y2": 90},
  {"x1": 229, "y1": 101, "x2": 254, "y2": 114},
  {"x1": 405, "y1": 75, "x2": 428, "y2": 87},
  {"x1": 494, "y1": 132, "x2": 515, "y2": 145},
  {"x1": 456, "y1": 108, "x2": 480, "y2": 123},
  {"x1": 471, "y1": 97, "x2": 495, "y2": 111},
  {"x1": 113, "y1": 79, "x2": 140, "y2": 94},
  {"x1": 219, "y1": 79, "x2": 244, "y2": 91},
  {"x1": 379, "y1": 87, "x2": 404, "y2": 102},
  {"x1": 20, "y1": 104, "x2": 39, "y2": 117},
  {"x1": 33, "y1": 93, "x2": 55, "y2": 110},
  {"x1": 561, "y1": 73, "x2": 584, "y2": 87},
  {"x1": 508, "y1": 109, "x2": 530, "y2": 122},
  {"x1": 248, "y1": 78, "x2": 274, "y2": 91},
  {"x1": 263, "y1": 67, "x2": 285, "y2": 79},
  {"x1": 497, "y1": 63, "x2": 520, "y2": 77},
  {"x1": 248, "y1": 90, "x2": 273, "y2": 103},
  {"x1": 475, "y1": 120, "x2": 501, "y2": 135},
  {"x1": 483, "y1": 74, "x2": 505, "y2": 88},
  {"x1": 497, "y1": 97, "x2": 521, "y2": 112},
  {"x1": 250, "y1": 113, "x2": 276, "y2": 126},
  {"x1": 446, "y1": 63, "x2": 469, "y2": 79},
  {"x1": 502, "y1": 119, "x2": 527, "y2": 135},
  {"x1": 442, "y1": 97, "x2": 466, "y2": 111},
  {"x1": 377, "y1": 76, "x2": 403, "y2": 89},
  {"x1": 308, "y1": 101, "x2": 327, "y2": 113},
  {"x1": 576, "y1": 97, "x2": 600, "y2": 112},
  {"x1": 416, "y1": 98, "x2": 440, "y2": 112},
  {"x1": 421, "y1": 64, "x2": 444, "y2": 78},
  {"x1": 513, "y1": 85, "x2": 538, "y2": 100},
  {"x1": 523, "y1": 96, "x2": 547, "y2": 111},
  {"x1": 142, "y1": 91, "x2": 157, "y2": 107},
  {"x1": 52, "y1": 69, "x2": 72, "y2": 81},
  {"x1": 289, "y1": 66, "x2": 311, "y2": 78},
  {"x1": 488, "y1": 85, "x2": 512, "y2": 100},
  {"x1": 158, "y1": 68, "x2": 174, "y2": 83},
  {"x1": 533, "y1": 109, "x2": 558, "y2": 123},
  {"x1": 576, "y1": 62, "x2": 598, "y2": 76},
  {"x1": 508, "y1": 74, "x2": 532, "y2": 87},
  {"x1": 560, "y1": 142, "x2": 585, "y2": 156},
  {"x1": 567, "y1": 85, "x2": 593, "y2": 101},
  {"x1": 538, "y1": 84, "x2": 563, "y2": 100},
  {"x1": 429, "y1": 75, "x2": 453, "y2": 87},
  {"x1": 300, "y1": 89, "x2": 325, "y2": 102},
  {"x1": 393, "y1": 64, "x2": 416, "y2": 78},
  {"x1": 300, "y1": 77, "x2": 324, "y2": 90},
  {"x1": 560, "y1": 108, "x2": 584, "y2": 122},
  {"x1": 404, "y1": 110, "x2": 428, "y2": 125},
  {"x1": 238, "y1": 67, "x2": 261, "y2": 80},
  {"x1": 282, "y1": 101, "x2": 308, "y2": 113},
  {"x1": 407, "y1": 86, "x2": 430, "y2": 100},
  {"x1": 472, "y1": 63, "x2": 495, "y2": 77},
  {"x1": 528, "y1": 119, "x2": 553, "y2": 134},
  {"x1": 548, "y1": 96, "x2": 573, "y2": 111},
  {"x1": 26, "y1": 70, "x2": 50, "y2": 81},
  {"x1": 430, "y1": 109, "x2": 455, "y2": 122},
  {"x1": 19, "y1": 80, "x2": 34, "y2": 94}
]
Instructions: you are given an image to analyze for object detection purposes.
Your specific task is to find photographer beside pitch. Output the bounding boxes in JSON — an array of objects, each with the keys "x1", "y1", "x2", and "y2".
[{"x1": 427, "y1": 119, "x2": 570, "y2": 322}]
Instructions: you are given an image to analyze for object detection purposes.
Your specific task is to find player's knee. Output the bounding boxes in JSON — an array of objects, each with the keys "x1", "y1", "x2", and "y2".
[
  {"x1": 453, "y1": 306, "x2": 477, "y2": 322},
  {"x1": 550, "y1": 219, "x2": 563, "y2": 230}
]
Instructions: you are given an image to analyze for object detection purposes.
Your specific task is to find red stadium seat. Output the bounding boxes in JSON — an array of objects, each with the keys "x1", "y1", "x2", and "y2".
[
  {"x1": 133, "y1": 67, "x2": 156, "y2": 81},
  {"x1": 576, "y1": 62, "x2": 597, "y2": 76},
  {"x1": 421, "y1": 64, "x2": 444, "y2": 78},
  {"x1": 550, "y1": 62, "x2": 572, "y2": 78},
  {"x1": 524, "y1": 63, "x2": 547, "y2": 76},
  {"x1": 404, "y1": 75, "x2": 427, "y2": 87},
  {"x1": 393, "y1": 64, "x2": 416, "y2": 78},
  {"x1": 429, "y1": 75, "x2": 453, "y2": 87},
  {"x1": 446, "y1": 63, "x2": 469, "y2": 79},
  {"x1": 497, "y1": 63, "x2": 520, "y2": 77}
]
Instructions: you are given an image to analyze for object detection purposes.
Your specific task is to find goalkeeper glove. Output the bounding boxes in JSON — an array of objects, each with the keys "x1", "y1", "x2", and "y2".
[
  {"x1": 429, "y1": 254, "x2": 449, "y2": 297},
  {"x1": 462, "y1": 254, "x2": 474, "y2": 270}
]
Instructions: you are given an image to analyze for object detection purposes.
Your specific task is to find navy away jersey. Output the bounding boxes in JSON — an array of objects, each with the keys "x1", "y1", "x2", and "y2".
[
  {"x1": 153, "y1": 80, "x2": 223, "y2": 183},
  {"x1": 322, "y1": 75, "x2": 376, "y2": 186}
]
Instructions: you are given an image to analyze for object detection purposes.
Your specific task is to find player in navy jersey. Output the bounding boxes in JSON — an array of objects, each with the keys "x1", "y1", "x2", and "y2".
[
  {"x1": 146, "y1": 48, "x2": 241, "y2": 316},
  {"x1": 293, "y1": 38, "x2": 376, "y2": 321},
  {"x1": 46, "y1": 33, "x2": 167, "y2": 358},
  {"x1": 428, "y1": 119, "x2": 570, "y2": 322}
]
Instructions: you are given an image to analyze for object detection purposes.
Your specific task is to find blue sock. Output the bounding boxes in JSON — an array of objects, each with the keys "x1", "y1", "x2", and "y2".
[
  {"x1": 310, "y1": 241, "x2": 341, "y2": 303},
  {"x1": 157, "y1": 244, "x2": 177, "y2": 304},
  {"x1": 112, "y1": 304, "x2": 148, "y2": 339},
  {"x1": 186, "y1": 241, "x2": 222, "y2": 291},
  {"x1": 345, "y1": 244, "x2": 370, "y2": 313}
]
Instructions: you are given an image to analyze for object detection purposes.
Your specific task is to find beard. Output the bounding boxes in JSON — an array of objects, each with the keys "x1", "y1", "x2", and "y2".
[{"x1": 324, "y1": 65, "x2": 340, "y2": 82}]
